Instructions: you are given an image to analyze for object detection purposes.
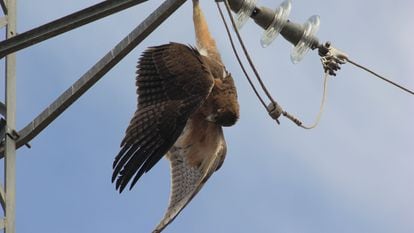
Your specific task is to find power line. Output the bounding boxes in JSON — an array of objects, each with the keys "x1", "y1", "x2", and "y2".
[{"x1": 346, "y1": 58, "x2": 414, "y2": 96}]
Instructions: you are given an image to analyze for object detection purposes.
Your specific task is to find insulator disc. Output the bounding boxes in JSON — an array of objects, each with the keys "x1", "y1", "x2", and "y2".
[
  {"x1": 260, "y1": 0, "x2": 292, "y2": 47},
  {"x1": 235, "y1": 0, "x2": 258, "y2": 29},
  {"x1": 290, "y1": 15, "x2": 320, "y2": 64}
]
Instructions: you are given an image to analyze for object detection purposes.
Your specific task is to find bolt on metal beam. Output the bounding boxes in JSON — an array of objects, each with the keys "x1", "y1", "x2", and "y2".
[
  {"x1": 0, "y1": 0, "x2": 187, "y2": 158},
  {"x1": 0, "y1": 0, "x2": 149, "y2": 58}
]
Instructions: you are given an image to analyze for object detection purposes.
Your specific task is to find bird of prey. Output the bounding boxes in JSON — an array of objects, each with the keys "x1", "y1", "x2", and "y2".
[{"x1": 112, "y1": 0, "x2": 239, "y2": 232}]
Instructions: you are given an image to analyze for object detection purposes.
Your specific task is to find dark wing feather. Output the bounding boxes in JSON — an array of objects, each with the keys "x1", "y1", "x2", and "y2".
[{"x1": 113, "y1": 43, "x2": 214, "y2": 192}]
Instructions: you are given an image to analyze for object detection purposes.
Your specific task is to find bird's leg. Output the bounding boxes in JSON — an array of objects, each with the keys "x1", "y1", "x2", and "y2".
[{"x1": 192, "y1": 0, "x2": 222, "y2": 62}]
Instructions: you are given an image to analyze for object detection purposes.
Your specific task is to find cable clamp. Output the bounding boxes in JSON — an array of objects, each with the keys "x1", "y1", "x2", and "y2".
[
  {"x1": 267, "y1": 102, "x2": 283, "y2": 124},
  {"x1": 319, "y1": 42, "x2": 348, "y2": 76}
]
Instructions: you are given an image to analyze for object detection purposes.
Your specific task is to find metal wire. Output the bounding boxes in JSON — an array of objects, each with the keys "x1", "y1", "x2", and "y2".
[
  {"x1": 215, "y1": 1, "x2": 268, "y2": 109},
  {"x1": 300, "y1": 72, "x2": 329, "y2": 129},
  {"x1": 222, "y1": 0, "x2": 278, "y2": 105},
  {"x1": 346, "y1": 58, "x2": 414, "y2": 96}
]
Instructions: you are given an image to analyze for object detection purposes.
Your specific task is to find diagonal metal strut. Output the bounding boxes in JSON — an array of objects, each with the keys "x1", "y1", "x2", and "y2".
[
  {"x1": 0, "y1": 0, "x2": 187, "y2": 157},
  {"x1": 0, "y1": 0, "x2": 6, "y2": 14},
  {"x1": 0, "y1": 0, "x2": 149, "y2": 58}
]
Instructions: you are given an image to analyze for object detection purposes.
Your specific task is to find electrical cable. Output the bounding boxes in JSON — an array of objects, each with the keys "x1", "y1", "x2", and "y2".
[
  {"x1": 222, "y1": 0, "x2": 278, "y2": 105},
  {"x1": 215, "y1": 1, "x2": 268, "y2": 110},
  {"x1": 346, "y1": 58, "x2": 414, "y2": 96},
  {"x1": 300, "y1": 72, "x2": 329, "y2": 129}
]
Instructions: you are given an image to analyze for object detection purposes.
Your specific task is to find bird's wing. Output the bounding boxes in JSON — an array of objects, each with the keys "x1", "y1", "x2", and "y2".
[
  {"x1": 112, "y1": 43, "x2": 214, "y2": 192},
  {"x1": 153, "y1": 115, "x2": 227, "y2": 233}
]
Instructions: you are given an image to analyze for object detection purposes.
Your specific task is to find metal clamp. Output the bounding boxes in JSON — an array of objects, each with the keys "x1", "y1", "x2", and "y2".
[{"x1": 319, "y1": 42, "x2": 348, "y2": 76}]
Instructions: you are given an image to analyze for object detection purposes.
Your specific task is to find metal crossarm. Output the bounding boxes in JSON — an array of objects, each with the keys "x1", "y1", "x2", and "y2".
[{"x1": 0, "y1": 0, "x2": 149, "y2": 58}]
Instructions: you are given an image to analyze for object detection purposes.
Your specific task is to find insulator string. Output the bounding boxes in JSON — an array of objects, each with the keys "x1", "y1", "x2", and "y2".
[{"x1": 215, "y1": 1, "x2": 412, "y2": 132}]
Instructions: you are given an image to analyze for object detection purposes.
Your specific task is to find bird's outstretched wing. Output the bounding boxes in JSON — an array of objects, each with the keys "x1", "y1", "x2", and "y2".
[
  {"x1": 112, "y1": 43, "x2": 214, "y2": 192},
  {"x1": 153, "y1": 114, "x2": 227, "y2": 233}
]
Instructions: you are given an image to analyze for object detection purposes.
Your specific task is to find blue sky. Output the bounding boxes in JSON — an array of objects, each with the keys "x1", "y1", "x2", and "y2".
[{"x1": 1, "y1": 0, "x2": 413, "y2": 232}]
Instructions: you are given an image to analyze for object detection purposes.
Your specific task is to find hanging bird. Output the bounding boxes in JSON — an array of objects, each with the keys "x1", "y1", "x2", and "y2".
[{"x1": 112, "y1": 0, "x2": 239, "y2": 232}]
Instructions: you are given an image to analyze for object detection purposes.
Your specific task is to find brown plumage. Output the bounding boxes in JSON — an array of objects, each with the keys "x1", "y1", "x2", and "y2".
[{"x1": 112, "y1": 1, "x2": 239, "y2": 232}]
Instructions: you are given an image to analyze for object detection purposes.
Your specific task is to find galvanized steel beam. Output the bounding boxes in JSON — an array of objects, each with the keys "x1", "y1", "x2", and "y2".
[
  {"x1": 0, "y1": 0, "x2": 187, "y2": 158},
  {"x1": 0, "y1": 0, "x2": 149, "y2": 58},
  {"x1": 4, "y1": 0, "x2": 16, "y2": 231}
]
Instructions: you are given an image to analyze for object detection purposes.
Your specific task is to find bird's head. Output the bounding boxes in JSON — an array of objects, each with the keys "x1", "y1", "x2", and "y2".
[{"x1": 205, "y1": 71, "x2": 239, "y2": 127}]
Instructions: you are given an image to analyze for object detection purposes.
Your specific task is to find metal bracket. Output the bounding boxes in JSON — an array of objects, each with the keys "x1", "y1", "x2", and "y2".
[
  {"x1": 6, "y1": 130, "x2": 17, "y2": 140},
  {"x1": 4, "y1": 129, "x2": 30, "y2": 149},
  {"x1": 318, "y1": 42, "x2": 348, "y2": 76}
]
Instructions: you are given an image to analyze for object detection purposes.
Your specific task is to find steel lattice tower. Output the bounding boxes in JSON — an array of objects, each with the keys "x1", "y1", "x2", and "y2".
[{"x1": 0, "y1": 1, "x2": 186, "y2": 232}]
